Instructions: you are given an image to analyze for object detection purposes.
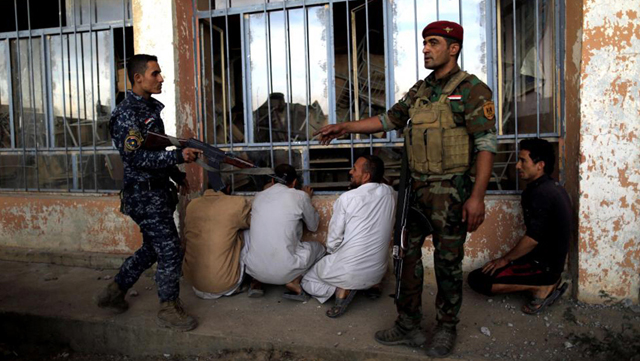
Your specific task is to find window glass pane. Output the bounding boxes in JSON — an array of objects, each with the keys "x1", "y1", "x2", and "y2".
[
  {"x1": 537, "y1": 0, "x2": 556, "y2": 134},
  {"x1": 66, "y1": 0, "x2": 132, "y2": 25},
  {"x1": 248, "y1": 7, "x2": 328, "y2": 144},
  {"x1": 10, "y1": 38, "x2": 46, "y2": 149},
  {"x1": 499, "y1": 0, "x2": 556, "y2": 136},
  {"x1": 0, "y1": 154, "x2": 25, "y2": 189},
  {"x1": 207, "y1": 15, "x2": 244, "y2": 146},
  {"x1": 391, "y1": 0, "x2": 437, "y2": 105},
  {"x1": 333, "y1": 0, "x2": 385, "y2": 143},
  {"x1": 0, "y1": 41, "x2": 11, "y2": 148},
  {"x1": 461, "y1": 0, "x2": 488, "y2": 84}
]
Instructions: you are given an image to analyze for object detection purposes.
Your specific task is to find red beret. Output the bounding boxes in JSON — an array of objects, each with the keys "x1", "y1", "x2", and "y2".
[{"x1": 422, "y1": 21, "x2": 463, "y2": 43}]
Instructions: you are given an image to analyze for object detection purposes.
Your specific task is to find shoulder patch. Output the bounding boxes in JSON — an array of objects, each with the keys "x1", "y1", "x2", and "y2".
[
  {"x1": 124, "y1": 130, "x2": 143, "y2": 151},
  {"x1": 483, "y1": 101, "x2": 496, "y2": 120},
  {"x1": 144, "y1": 118, "x2": 154, "y2": 126}
]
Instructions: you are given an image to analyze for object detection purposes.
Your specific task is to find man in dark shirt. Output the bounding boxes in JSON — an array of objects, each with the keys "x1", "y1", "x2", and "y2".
[{"x1": 467, "y1": 138, "x2": 572, "y2": 314}]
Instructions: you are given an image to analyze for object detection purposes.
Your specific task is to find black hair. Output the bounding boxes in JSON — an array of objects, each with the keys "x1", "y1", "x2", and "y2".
[
  {"x1": 519, "y1": 138, "x2": 555, "y2": 175},
  {"x1": 127, "y1": 54, "x2": 158, "y2": 85},
  {"x1": 444, "y1": 37, "x2": 463, "y2": 60},
  {"x1": 274, "y1": 164, "x2": 298, "y2": 185},
  {"x1": 360, "y1": 155, "x2": 385, "y2": 183}
]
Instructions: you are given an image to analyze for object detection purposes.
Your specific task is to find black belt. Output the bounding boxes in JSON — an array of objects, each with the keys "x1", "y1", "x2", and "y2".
[{"x1": 125, "y1": 179, "x2": 172, "y2": 191}]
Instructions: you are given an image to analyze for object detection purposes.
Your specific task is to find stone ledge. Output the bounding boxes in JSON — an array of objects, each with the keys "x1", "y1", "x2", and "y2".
[{"x1": 0, "y1": 246, "x2": 127, "y2": 269}]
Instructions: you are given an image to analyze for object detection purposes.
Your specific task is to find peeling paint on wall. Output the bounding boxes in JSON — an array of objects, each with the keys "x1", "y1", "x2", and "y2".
[
  {"x1": 578, "y1": 0, "x2": 640, "y2": 303},
  {"x1": 0, "y1": 194, "x2": 140, "y2": 254},
  {"x1": 0, "y1": 193, "x2": 526, "y2": 274}
]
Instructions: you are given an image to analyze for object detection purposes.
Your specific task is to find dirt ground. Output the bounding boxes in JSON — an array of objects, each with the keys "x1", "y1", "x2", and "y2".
[{"x1": 1, "y1": 261, "x2": 639, "y2": 361}]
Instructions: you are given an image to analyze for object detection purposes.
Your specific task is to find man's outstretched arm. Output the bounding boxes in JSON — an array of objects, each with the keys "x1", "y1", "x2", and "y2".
[{"x1": 313, "y1": 116, "x2": 384, "y2": 145}]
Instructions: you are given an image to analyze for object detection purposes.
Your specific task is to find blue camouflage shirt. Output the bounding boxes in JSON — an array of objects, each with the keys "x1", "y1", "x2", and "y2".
[{"x1": 109, "y1": 91, "x2": 185, "y2": 188}]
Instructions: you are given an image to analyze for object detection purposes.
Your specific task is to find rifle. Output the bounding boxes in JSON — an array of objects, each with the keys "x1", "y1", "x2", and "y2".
[
  {"x1": 144, "y1": 131, "x2": 282, "y2": 191},
  {"x1": 393, "y1": 150, "x2": 433, "y2": 303}
]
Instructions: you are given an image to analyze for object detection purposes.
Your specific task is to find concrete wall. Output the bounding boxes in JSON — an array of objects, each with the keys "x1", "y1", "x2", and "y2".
[
  {"x1": 577, "y1": 0, "x2": 640, "y2": 303},
  {"x1": 0, "y1": 193, "x2": 523, "y2": 274}
]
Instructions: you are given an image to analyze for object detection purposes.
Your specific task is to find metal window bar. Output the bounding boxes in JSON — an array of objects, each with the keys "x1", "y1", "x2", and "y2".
[
  {"x1": 303, "y1": 0, "x2": 311, "y2": 183},
  {"x1": 58, "y1": 0, "x2": 71, "y2": 191},
  {"x1": 73, "y1": 0, "x2": 85, "y2": 191},
  {"x1": 13, "y1": 0, "x2": 28, "y2": 191},
  {"x1": 89, "y1": 0, "x2": 98, "y2": 191},
  {"x1": 364, "y1": 0, "x2": 373, "y2": 154},
  {"x1": 264, "y1": 1, "x2": 275, "y2": 166},
  {"x1": 346, "y1": 0, "x2": 354, "y2": 168},
  {"x1": 535, "y1": 0, "x2": 540, "y2": 138},
  {"x1": 223, "y1": 0, "x2": 235, "y2": 191},
  {"x1": 208, "y1": 0, "x2": 217, "y2": 146},
  {"x1": 122, "y1": 0, "x2": 127, "y2": 96},
  {"x1": 195, "y1": 0, "x2": 204, "y2": 143},
  {"x1": 512, "y1": 0, "x2": 519, "y2": 191},
  {"x1": 0, "y1": 1, "x2": 132, "y2": 193},
  {"x1": 413, "y1": 0, "x2": 419, "y2": 80},
  {"x1": 192, "y1": 0, "x2": 563, "y2": 194},
  {"x1": 283, "y1": 3, "x2": 293, "y2": 164},
  {"x1": 26, "y1": 0, "x2": 40, "y2": 190},
  {"x1": 6, "y1": 39, "x2": 16, "y2": 149}
]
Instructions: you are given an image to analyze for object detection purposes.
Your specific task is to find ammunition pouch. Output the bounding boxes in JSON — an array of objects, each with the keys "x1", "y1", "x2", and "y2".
[{"x1": 404, "y1": 71, "x2": 471, "y2": 175}]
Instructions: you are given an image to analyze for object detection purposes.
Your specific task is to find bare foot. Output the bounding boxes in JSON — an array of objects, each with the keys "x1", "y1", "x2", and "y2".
[{"x1": 285, "y1": 276, "x2": 303, "y2": 295}]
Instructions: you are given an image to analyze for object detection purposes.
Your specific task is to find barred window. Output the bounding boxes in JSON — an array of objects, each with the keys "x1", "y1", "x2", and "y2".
[{"x1": 0, "y1": 0, "x2": 133, "y2": 192}]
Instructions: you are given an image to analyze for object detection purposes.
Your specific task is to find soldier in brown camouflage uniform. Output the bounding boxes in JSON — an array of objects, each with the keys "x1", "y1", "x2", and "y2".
[{"x1": 314, "y1": 21, "x2": 496, "y2": 358}]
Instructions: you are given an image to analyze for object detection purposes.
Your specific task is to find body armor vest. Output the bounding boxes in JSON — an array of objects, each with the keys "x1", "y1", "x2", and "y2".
[{"x1": 403, "y1": 70, "x2": 471, "y2": 175}]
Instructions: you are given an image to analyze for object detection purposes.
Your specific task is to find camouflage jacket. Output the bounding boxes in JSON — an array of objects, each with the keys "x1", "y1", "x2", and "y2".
[
  {"x1": 379, "y1": 65, "x2": 497, "y2": 178},
  {"x1": 109, "y1": 91, "x2": 185, "y2": 188}
]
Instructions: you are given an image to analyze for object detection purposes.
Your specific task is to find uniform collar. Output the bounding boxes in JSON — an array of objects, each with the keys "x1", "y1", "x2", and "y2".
[
  {"x1": 425, "y1": 64, "x2": 461, "y2": 87},
  {"x1": 126, "y1": 90, "x2": 165, "y2": 111}
]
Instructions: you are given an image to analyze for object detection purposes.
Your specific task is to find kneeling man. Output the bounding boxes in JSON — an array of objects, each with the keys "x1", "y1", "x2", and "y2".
[
  {"x1": 244, "y1": 164, "x2": 325, "y2": 297},
  {"x1": 183, "y1": 177, "x2": 251, "y2": 299},
  {"x1": 301, "y1": 155, "x2": 396, "y2": 318},
  {"x1": 468, "y1": 138, "x2": 572, "y2": 314}
]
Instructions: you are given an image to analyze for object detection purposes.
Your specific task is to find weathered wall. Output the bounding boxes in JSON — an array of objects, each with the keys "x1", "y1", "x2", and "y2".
[
  {"x1": 578, "y1": 0, "x2": 640, "y2": 303},
  {"x1": 0, "y1": 193, "x2": 522, "y2": 273},
  {"x1": 0, "y1": 194, "x2": 139, "y2": 255},
  {"x1": 132, "y1": 0, "x2": 178, "y2": 136},
  {"x1": 564, "y1": 0, "x2": 584, "y2": 299}
]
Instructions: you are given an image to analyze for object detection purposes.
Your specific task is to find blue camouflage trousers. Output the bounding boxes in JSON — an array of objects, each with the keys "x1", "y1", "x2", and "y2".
[
  {"x1": 115, "y1": 187, "x2": 182, "y2": 303},
  {"x1": 395, "y1": 175, "x2": 472, "y2": 329}
]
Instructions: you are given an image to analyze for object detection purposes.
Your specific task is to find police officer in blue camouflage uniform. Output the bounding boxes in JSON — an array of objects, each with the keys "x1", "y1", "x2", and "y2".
[{"x1": 95, "y1": 54, "x2": 201, "y2": 332}]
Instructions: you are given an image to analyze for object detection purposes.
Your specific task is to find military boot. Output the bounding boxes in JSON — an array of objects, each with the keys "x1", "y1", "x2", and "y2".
[
  {"x1": 425, "y1": 324, "x2": 457, "y2": 358},
  {"x1": 95, "y1": 281, "x2": 129, "y2": 314},
  {"x1": 374, "y1": 322, "x2": 426, "y2": 347},
  {"x1": 157, "y1": 299, "x2": 198, "y2": 332}
]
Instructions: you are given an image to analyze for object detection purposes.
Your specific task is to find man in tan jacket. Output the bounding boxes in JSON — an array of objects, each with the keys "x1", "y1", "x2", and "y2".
[{"x1": 183, "y1": 183, "x2": 251, "y2": 299}]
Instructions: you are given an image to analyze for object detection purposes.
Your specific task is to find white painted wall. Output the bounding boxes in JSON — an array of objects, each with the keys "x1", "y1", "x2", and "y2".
[
  {"x1": 578, "y1": 0, "x2": 640, "y2": 303},
  {"x1": 131, "y1": 0, "x2": 178, "y2": 136}
]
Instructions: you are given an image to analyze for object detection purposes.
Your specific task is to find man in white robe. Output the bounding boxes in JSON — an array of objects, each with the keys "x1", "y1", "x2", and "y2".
[
  {"x1": 244, "y1": 164, "x2": 325, "y2": 297},
  {"x1": 301, "y1": 155, "x2": 396, "y2": 317}
]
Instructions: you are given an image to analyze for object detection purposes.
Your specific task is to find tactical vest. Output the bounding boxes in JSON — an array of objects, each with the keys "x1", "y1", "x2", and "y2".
[{"x1": 403, "y1": 70, "x2": 471, "y2": 175}]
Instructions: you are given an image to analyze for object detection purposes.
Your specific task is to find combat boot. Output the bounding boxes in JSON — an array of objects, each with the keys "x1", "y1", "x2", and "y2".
[
  {"x1": 374, "y1": 322, "x2": 426, "y2": 347},
  {"x1": 95, "y1": 281, "x2": 129, "y2": 314},
  {"x1": 425, "y1": 323, "x2": 457, "y2": 358},
  {"x1": 157, "y1": 299, "x2": 198, "y2": 332}
]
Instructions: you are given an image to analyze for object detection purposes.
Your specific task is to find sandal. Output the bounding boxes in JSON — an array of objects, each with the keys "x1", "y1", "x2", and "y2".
[
  {"x1": 522, "y1": 282, "x2": 567, "y2": 315},
  {"x1": 282, "y1": 289, "x2": 311, "y2": 302},
  {"x1": 326, "y1": 290, "x2": 357, "y2": 318}
]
